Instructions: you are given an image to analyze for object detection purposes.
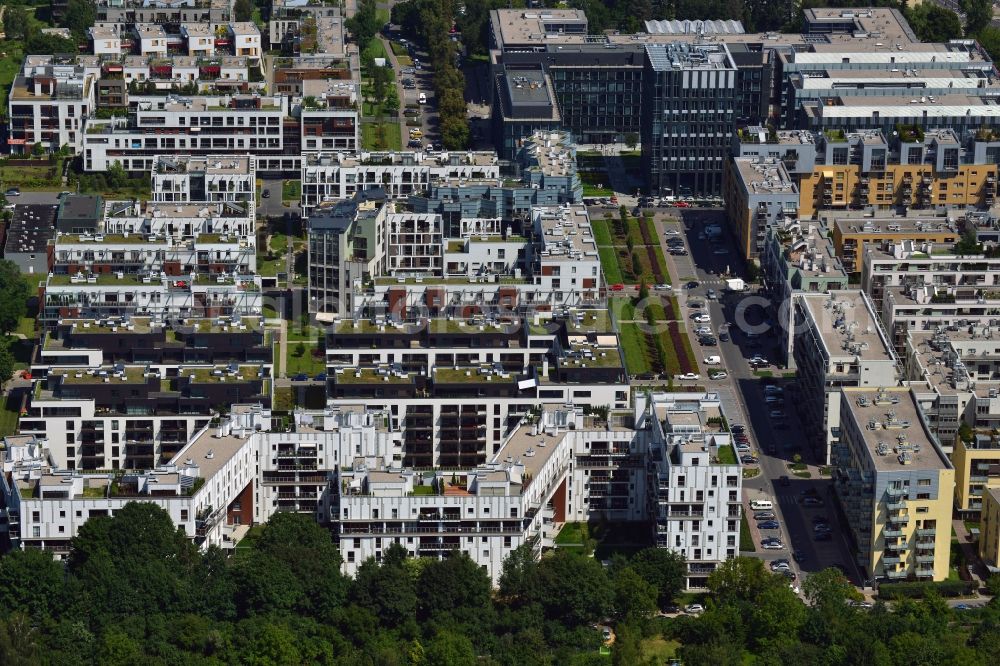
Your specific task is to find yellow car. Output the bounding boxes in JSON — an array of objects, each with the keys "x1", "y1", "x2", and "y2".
[{"x1": 409, "y1": 129, "x2": 423, "y2": 139}]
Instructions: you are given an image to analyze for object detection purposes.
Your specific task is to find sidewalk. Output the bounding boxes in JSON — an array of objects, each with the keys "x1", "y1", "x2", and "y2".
[{"x1": 377, "y1": 35, "x2": 409, "y2": 145}]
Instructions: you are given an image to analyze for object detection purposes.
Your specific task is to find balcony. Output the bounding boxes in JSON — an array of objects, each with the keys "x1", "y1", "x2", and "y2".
[
  {"x1": 915, "y1": 528, "x2": 936, "y2": 537},
  {"x1": 883, "y1": 528, "x2": 904, "y2": 538},
  {"x1": 916, "y1": 554, "x2": 936, "y2": 563},
  {"x1": 882, "y1": 555, "x2": 902, "y2": 565},
  {"x1": 886, "y1": 500, "x2": 907, "y2": 511},
  {"x1": 884, "y1": 569, "x2": 907, "y2": 580}
]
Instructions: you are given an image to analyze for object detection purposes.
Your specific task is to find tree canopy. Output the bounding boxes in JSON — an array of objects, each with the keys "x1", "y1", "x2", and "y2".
[{"x1": 3, "y1": 508, "x2": 1000, "y2": 664}]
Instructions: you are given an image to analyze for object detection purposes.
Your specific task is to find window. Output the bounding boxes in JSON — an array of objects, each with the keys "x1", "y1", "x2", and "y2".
[{"x1": 918, "y1": 479, "x2": 931, "y2": 486}]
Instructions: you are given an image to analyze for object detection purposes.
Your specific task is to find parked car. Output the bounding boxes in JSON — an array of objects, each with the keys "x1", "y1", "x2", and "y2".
[
  {"x1": 655, "y1": 283, "x2": 672, "y2": 291},
  {"x1": 719, "y1": 331, "x2": 730, "y2": 342},
  {"x1": 610, "y1": 283, "x2": 625, "y2": 292},
  {"x1": 709, "y1": 371, "x2": 728, "y2": 380},
  {"x1": 731, "y1": 424, "x2": 746, "y2": 434},
  {"x1": 735, "y1": 444, "x2": 751, "y2": 453},
  {"x1": 688, "y1": 300, "x2": 704, "y2": 309},
  {"x1": 695, "y1": 326, "x2": 713, "y2": 336},
  {"x1": 262, "y1": 189, "x2": 270, "y2": 198},
  {"x1": 698, "y1": 336, "x2": 717, "y2": 346},
  {"x1": 292, "y1": 373, "x2": 309, "y2": 381},
  {"x1": 814, "y1": 531, "x2": 832, "y2": 542},
  {"x1": 713, "y1": 247, "x2": 729, "y2": 255},
  {"x1": 685, "y1": 604, "x2": 704, "y2": 614},
  {"x1": 758, "y1": 520, "x2": 780, "y2": 530},
  {"x1": 686, "y1": 280, "x2": 699, "y2": 289},
  {"x1": 769, "y1": 559, "x2": 789, "y2": 570},
  {"x1": 675, "y1": 373, "x2": 701, "y2": 381},
  {"x1": 314, "y1": 372, "x2": 327, "y2": 382},
  {"x1": 754, "y1": 511, "x2": 776, "y2": 521},
  {"x1": 673, "y1": 201, "x2": 691, "y2": 208},
  {"x1": 692, "y1": 313, "x2": 711, "y2": 323},
  {"x1": 669, "y1": 248, "x2": 688, "y2": 256},
  {"x1": 664, "y1": 229, "x2": 681, "y2": 236},
  {"x1": 706, "y1": 289, "x2": 717, "y2": 299},
  {"x1": 802, "y1": 496, "x2": 825, "y2": 507},
  {"x1": 761, "y1": 538, "x2": 784, "y2": 550},
  {"x1": 704, "y1": 356, "x2": 721, "y2": 365},
  {"x1": 741, "y1": 455, "x2": 759, "y2": 464},
  {"x1": 4, "y1": 188, "x2": 20, "y2": 197}
]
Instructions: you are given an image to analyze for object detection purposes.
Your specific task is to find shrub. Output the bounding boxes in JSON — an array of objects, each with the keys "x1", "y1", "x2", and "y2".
[{"x1": 878, "y1": 580, "x2": 973, "y2": 599}]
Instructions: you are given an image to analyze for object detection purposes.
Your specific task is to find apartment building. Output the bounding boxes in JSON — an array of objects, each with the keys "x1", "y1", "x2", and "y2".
[
  {"x1": 834, "y1": 216, "x2": 960, "y2": 275},
  {"x1": 980, "y1": 488, "x2": 1000, "y2": 571},
  {"x1": 861, "y1": 245, "x2": 1000, "y2": 354},
  {"x1": 82, "y1": 94, "x2": 300, "y2": 175},
  {"x1": 951, "y1": 434, "x2": 1000, "y2": 517},
  {"x1": 272, "y1": 55, "x2": 355, "y2": 96},
  {"x1": 792, "y1": 290, "x2": 899, "y2": 463},
  {"x1": 93, "y1": 0, "x2": 232, "y2": 27},
  {"x1": 642, "y1": 392, "x2": 743, "y2": 588},
  {"x1": 151, "y1": 154, "x2": 256, "y2": 203},
  {"x1": 904, "y1": 328, "x2": 1000, "y2": 457},
  {"x1": 761, "y1": 219, "x2": 848, "y2": 366},
  {"x1": 796, "y1": 129, "x2": 1000, "y2": 218},
  {"x1": 7, "y1": 55, "x2": 98, "y2": 154},
  {"x1": 409, "y1": 130, "x2": 583, "y2": 227},
  {"x1": 23, "y1": 316, "x2": 271, "y2": 471},
  {"x1": 723, "y1": 157, "x2": 799, "y2": 259},
  {"x1": 301, "y1": 151, "x2": 500, "y2": 218},
  {"x1": 834, "y1": 387, "x2": 954, "y2": 583},
  {"x1": 228, "y1": 23, "x2": 262, "y2": 60},
  {"x1": 1, "y1": 410, "x2": 259, "y2": 554}
]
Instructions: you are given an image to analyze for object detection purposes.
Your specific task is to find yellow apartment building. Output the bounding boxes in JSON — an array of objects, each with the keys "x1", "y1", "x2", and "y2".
[
  {"x1": 979, "y1": 488, "x2": 1000, "y2": 571},
  {"x1": 834, "y1": 387, "x2": 955, "y2": 582},
  {"x1": 951, "y1": 433, "x2": 1000, "y2": 517}
]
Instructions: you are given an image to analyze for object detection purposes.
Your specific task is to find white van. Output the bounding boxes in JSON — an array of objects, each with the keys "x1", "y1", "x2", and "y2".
[
  {"x1": 418, "y1": 92, "x2": 427, "y2": 104},
  {"x1": 750, "y1": 499, "x2": 773, "y2": 511},
  {"x1": 704, "y1": 355, "x2": 721, "y2": 365}
]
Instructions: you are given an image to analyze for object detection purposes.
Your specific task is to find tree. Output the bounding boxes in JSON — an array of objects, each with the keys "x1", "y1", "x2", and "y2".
[
  {"x1": 417, "y1": 552, "x2": 492, "y2": 627},
  {"x1": 384, "y1": 87, "x2": 400, "y2": 117},
  {"x1": 985, "y1": 573, "x2": 1000, "y2": 598},
  {"x1": 499, "y1": 543, "x2": 537, "y2": 602},
  {"x1": 61, "y1": 0, "x2": 96, "y2": 40},
  {"x1": 424, "y1": 630, "x2": 475, "y2": 666},
  {"x1": 0, "y1": 261, "x2": 30, "y2": 337},
  {"x1": 0, "y1": 549, "x2": 65, "y2": 621},
  {"x1": 802, "y1": 567, "x2": 862, "y2": 611},
  {"x1": 905, "y1": 4, "x2": 963, "y2": 42},
  {"x1": 611, "y1": 567, "x2": 657, "y2": 621},
  {"x1": 3, "y1": 7, "x2": 30, "y2": 42},
  {"x1": 347, "y1": 0, "x2": 382, "y2": 52},
  {"x1": 629, "y1": 547, "x2": 687, "y2": 609},
  {"x1": 963, "y1": 0, "x2": 993, "y2": 36},
  {"x1": 351, "y1": 543, "x2": 418, "y2": 628},
  {"x1": 0, "y1": 344, "x2": 15, "y2": 389},
  {"x1": 532, "y1": 549, "x2": 612, "y2": 625},
  {"x1": 107, "y1": 161, "x2": 128, "y2": 190},
  {"x1": 707, "y1": 557, "x2": 774, "y2": 605},
  {"x1": 624, "y1": 132, "x2": 639, "y2": 151},
  {"x1": 233, "y1": 0, "x2": 254, "y2": 22}
]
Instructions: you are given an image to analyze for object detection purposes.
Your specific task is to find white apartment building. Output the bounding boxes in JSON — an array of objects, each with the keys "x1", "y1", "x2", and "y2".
[
  {"x1": 228, "y1": 23, "x2": 262, "y2": 60},
  {"x1": 181, "y1": 24, "x2": 216, "y2": 57},
  {"x1": 862, "y1": 244, "x2": 1000, "y2": 354},
  {"x1": 1, "y1": 415, "x2": 258, "y2": 554},
  {"x1": 792, "y1": 290, "x2": 900, "y2": 463},
  {"x1": 301, "y1": 150, "x2": 501, "y2": 217},
  {"x1": 7, "y1": 56, "x2": 98, "y2": 154},
  {"x1": 151, "y1": 154, "x2": 256, "y2": 203},
  {"x1": 89, "y1": 26, "x2": 123, "y2": 56},
  {"x1": 641, "y1": 392, "x2": 743, "y2": 588},
  {"x1": 134, "y1": 24, "x2": 169, "y2": 57},
  {"x1": 83, "y1": 94, "x2": 296, "y2": 174},
  {"x1": 120, "y1": 55, "x2": 257, "y2": 94}
]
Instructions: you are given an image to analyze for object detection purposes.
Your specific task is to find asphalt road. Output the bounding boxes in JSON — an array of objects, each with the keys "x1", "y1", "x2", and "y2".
[{"x1": 629, "y1": 207, "x2": 868, "y2": 588}]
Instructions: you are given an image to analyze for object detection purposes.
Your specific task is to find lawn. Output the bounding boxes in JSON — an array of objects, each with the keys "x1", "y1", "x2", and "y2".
[
  {"x1": 285, "y1": 345, "x2": 327, "y2": 376},
  {"x1": 640, "y1": 637, "x2": 680, "y2": 663},
  {"x1": 262, "y1": 303, "x2": 278, "y2": 319},
  {"x1": 361, "y1": 122, "x2": 402, "y2": 150},
  {"x1": 389, "y1": 41, "x2": 409, "y2": 56},
  {"x1": 591, "y1": 218, "x2": 614, "y2": 246},
  {"x1": 0, "y1": 42, "x2": 25, "y2": 121},
  {"x1": 717, "y1": 445, "x2": 736, "y2": 464},
  {"x1": 740, "y1": 513, "x2": 756, "y2": 552},
  {"x1": 16, "y1": 317, "x2": 36, "y2": 338},
  {"x1": 610, "y1": 297, "x2": 635, "y2": 322},
  {"x1": 0, "y1": 394, "x2": 21, "y2": 438},
  {"x1": 0, "y1": 160, "x2": 64, "y2": 191},
  {"x1": 281, "y1": 179, "x2": 300, "y2": 203},
  {"x1": 555, "y1": 521, "x2": 590, "y2": 545},
  {"x1": 619, "y1": 323, "x2": 652, "y2": 375},
  {"x1": 579, "y1": 170, "x2": 613, "y2": 197},
  {"x1": 598, "y1": 247, "x2": 624, "y2": 285}
]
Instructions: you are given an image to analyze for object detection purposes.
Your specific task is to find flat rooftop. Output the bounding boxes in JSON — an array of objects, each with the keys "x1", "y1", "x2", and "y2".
[
  {"x1": 645, "y1": 42, "x2": 735, "y2": 72},
  {"x1": 170, "y1": 426, "x2": 249, "y2": 482},
  {"x1": 5, "y1": 204, "x2": 57, "y2": 254},
  {"x1": 153, "y1": 155, "x2": 252, "y2": 176},
  {"x1": 536, "y1": 205, "x2": 598, "y2": 256},
  {"x1": 834, "y1": 216, "x2": 959, "y2": 237},
  {"x1": 491, "y1": 8, "x2": 588, "y2": 47},
  {"x1": 734, "y1": 158, "x2": 797, "y2": 196},
  {"x1": 799, "y1": 290, "x2": 894, "y2": 362},
  {"x1": 806, "y1": 95, "x2": 1000, "y2": 119},
  {"x1": 842, "y1": 388, "x2": 949, "y2": 472},
  {"x1": 521, "y1": 130, "x2": 576, "y2": 176},
  {"x1": 492, "y1": 422, "x2": 568, "y2": 481}
]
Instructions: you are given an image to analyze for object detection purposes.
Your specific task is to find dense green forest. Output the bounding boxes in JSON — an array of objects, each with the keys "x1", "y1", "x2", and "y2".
[{"x1": 1, "y1": 503, "x2": 1000, "y2": 665}]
